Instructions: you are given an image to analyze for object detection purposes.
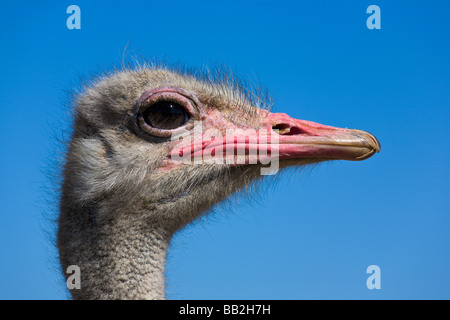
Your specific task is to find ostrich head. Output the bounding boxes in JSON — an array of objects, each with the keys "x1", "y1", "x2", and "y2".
[{"x1": 57, "y1": 65, "x2": 380, "y2": 299}]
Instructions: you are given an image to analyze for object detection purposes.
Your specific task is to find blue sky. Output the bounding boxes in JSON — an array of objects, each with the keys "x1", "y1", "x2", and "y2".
[{"x1": 0, "y1": 0, "x2": 449, "y2": 299}]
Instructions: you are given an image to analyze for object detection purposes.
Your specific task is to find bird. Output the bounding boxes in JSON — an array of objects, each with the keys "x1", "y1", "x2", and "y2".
[{"x1": 57, "y1": 63, "x2": 380, "y2": 300}]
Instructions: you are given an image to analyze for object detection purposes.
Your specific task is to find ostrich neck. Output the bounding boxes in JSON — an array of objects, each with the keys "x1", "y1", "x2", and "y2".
[{"x1": 58, "y1": 203, "x2": 173, "y2": 300}]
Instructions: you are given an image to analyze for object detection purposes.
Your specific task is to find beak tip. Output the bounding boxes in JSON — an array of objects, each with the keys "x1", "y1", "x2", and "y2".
[
  {"x1": 366, "y1": 131, "x2": 381, "y2": 154},
  {"x1": 347, "y1": 129, "x2": 381, "y2": 161},
  {"x1": 361, "y1": 131, "x2": 381, "y2": 160}
]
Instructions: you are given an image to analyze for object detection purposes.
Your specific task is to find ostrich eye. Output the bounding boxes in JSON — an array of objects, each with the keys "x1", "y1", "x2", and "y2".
[{"x1": 142, "y1": 100, "x2": 189, "y2": 130}]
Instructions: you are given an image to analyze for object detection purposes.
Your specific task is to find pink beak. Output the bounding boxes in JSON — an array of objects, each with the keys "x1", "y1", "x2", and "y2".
[
  {"x1": 168, "y1": 111, "x2": 380, "y2": 167},
  {"x1": 260, "y1": 112, "x2": 381, "y2": 161}
]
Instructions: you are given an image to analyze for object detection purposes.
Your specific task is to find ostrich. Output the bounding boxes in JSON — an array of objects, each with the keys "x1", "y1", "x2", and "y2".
[{"x1": 57, "y1": 64, "x2": 380, "y2": 300}]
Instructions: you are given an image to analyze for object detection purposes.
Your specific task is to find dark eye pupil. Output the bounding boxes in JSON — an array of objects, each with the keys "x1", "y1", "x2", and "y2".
[{"x1": 143, "y1": 101, "x2": 189, "y2": 130}]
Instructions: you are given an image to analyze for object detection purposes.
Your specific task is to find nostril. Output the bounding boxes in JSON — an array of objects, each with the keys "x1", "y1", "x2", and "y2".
[
  {"x1": 272, "y1": 124, "x2": 305, "y2": 135},
  {"x1": 286, "y1": 127, "x2": 305, "y2": 135}
]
